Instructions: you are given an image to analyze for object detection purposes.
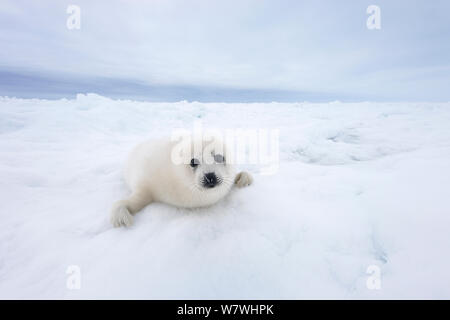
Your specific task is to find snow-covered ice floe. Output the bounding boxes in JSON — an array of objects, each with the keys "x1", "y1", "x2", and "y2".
[{"x1": 1, "y1": 93, "x2": 450, "y2": 299}]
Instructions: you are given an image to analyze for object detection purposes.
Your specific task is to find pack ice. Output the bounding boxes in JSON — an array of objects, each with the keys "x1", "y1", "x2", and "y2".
[{"x1": 1, "y1": 93, "x2": 449, "y2": 299}]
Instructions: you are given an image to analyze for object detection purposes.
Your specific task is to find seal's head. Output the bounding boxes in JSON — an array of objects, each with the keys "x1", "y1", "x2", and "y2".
[
  {"x1": 172, "y1": 135, "x2": 235, "y2": 206},
  {"x1": 189, "y1": 149, "x2": 232, "y2": 190}
]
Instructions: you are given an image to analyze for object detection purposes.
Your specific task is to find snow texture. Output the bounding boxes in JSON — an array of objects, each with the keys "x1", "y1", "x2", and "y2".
[{"x1": 0, "y1": 93, "x2": 449, "y2": 299}]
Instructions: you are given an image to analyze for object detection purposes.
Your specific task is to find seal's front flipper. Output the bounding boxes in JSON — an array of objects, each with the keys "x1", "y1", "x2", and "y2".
[{"x1": 234, "y1": 171, "x2": 253, "y2": 188}]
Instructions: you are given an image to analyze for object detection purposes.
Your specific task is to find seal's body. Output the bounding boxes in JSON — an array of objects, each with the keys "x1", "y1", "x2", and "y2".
[{"x1": 111, "y1": 137, "x2": 253, "y2": 227}]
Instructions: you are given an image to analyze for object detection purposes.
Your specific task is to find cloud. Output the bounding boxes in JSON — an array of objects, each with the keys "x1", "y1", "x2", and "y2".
[{"x1": 0, "y1": 0, "x2": 449, "y2": 101}]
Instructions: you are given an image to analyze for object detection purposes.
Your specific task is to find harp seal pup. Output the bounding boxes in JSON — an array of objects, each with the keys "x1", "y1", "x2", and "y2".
[{"x1": 111, "y1": 137, "x2": 253, "y2": 227}]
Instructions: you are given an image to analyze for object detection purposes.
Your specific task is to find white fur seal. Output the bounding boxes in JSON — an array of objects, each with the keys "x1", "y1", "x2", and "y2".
[{"x1": 111, "y1": 137, "x2": 253, "y2": 227}]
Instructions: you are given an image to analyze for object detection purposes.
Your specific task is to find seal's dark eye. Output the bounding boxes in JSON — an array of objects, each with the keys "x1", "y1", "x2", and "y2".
[
  {"x1": 214, "y1": 154, "x2": 225, "y2": 164},
  {"x1": 190, "y1": 158, "x2": 200, "y2": 168}
]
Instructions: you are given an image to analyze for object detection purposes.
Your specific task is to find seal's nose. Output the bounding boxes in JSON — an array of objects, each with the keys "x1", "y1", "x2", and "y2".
[{"x1": 203, "y1": 172, "x2": 218, "y2": 188}]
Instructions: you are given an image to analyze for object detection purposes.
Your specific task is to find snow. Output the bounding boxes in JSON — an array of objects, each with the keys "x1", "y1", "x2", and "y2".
[{"x1": 1, "y1": 93, "x2": 450, "y2": 299}]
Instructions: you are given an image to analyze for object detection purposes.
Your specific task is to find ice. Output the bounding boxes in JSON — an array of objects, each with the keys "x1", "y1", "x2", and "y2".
[{"x1": 0, "y1": 94, "x2": 449, "y2": 299}]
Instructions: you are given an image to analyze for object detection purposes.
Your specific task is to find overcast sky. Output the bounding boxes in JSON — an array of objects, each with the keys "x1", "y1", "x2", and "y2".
[{"x1": 0, "y1": 0, "x2": 449, "y2": 101}]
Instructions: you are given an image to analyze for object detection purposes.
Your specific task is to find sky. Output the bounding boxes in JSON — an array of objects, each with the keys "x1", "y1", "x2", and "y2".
[{"x1": 0, "y1": 0, "x2": 449, "y2": 102}]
